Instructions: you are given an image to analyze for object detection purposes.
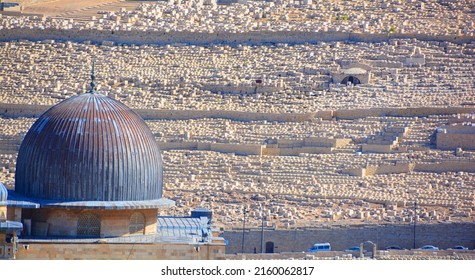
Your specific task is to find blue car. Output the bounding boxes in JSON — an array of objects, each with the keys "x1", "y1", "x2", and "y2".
[{"x1": 345, "y1": 246, "x2": 361, "y2": 252}]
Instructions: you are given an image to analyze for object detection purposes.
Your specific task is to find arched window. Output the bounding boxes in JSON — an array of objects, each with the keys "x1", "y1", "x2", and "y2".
[
  {"x1": 129, "y1": 212, "x2": 145, "y2": 235},
  {"x1": 265, "y1": 241, "x2": 275, "y2": 253},
  {"x1": 341, "y1": 76, "x2": 361, "y2": 85},
  {"x1": 77, "y1": 213, "x2": 101, "y2": 237}
]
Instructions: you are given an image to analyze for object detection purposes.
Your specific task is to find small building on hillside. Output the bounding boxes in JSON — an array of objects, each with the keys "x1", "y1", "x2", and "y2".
[{"x1": 332, "y1": 62, "x2": 372, "y2": 85}]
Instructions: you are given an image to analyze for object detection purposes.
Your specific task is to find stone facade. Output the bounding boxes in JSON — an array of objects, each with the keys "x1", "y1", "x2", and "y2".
[
  {"x1": 222, "y1": 223, "x2": 475, "y2": 254},
  {"x1": 19, "y1": 208, "x2": 157, "y2": 237},
  {"x1": 436, "y1": 124, "x2": 475, "y2": 150},
  {"x1": 16, "y1": 242, "x2": 225, "y2": 260},
  {"x1": 332, "y1": 62, "x2": 372, "y2": 85}
]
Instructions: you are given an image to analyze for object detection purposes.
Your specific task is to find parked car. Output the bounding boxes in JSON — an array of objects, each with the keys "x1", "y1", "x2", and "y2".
[
  {"x1": 448, "y1": 246, "x2": 468, "y2": 250},
  {"x1": 345, "y1": 246, "x2": 362, "y2": 252},
  {"x1": 419, "y1": 245, "x2": 439, "y2": 250},
  {"x1": 385, "y1": 245, "x2": 404, "y2": 250},
  {"x1": 308, "y1": 242, "x2": 331, "y2": 253}
]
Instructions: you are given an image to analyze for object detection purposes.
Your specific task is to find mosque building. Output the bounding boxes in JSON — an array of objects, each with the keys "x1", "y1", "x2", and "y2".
[{"x1": 0, "y1": 71, "x2": 225, "y2": 259}]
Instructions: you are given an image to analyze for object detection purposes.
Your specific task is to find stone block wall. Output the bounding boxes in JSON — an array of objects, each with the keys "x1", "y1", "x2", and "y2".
[
  {"x1": 362, "y1": 144, "x2": 393, "y2": 153},
  {"x1": 137, "y1": 108, "x2": 316, "y2": 122},
  {"x1": 437, "y1": 132, "x2": 475, "y2": 150},
  {"x1": 2, "y1": 103, "x2": 475, "y2": 125},
  {"x1": 222, "y1": 223, "x2": 475, "y2": 254},
  {"x1": 334, "y1": 107, "x2": 475, "y2": 120},
  {"x1": 375, "y1": 163, "x2": 414, "y2": 174},
  {"x1": 158, "y1": 141, "x2": 263, "y2": 155},
  {"x1": 278, "y1": 137, "x2": 349, "y2": 148},
  {"x1": 414, "y1": 161, "x2": 475, "y2": 173},
  {"x1": 345, "y1": 161, "x2": 475, "y2": 176},
  {"x1": 0, "y1": 103, "x2": 49, "y2": 118},
  {"x1": 210, "y1": 143, "x2": 263, "y2": 155},
  {"x1": 277, "y1": 146, "x2": 333, "y2": 156},
  {"x1": 1, "y1": 28, "x2": 474, "y2": 47},
  {"x1": 22, "y1": 208, "x2": 158, "y2": 237},
  {"x1": 16, "y1": 242, "x2": 225, "y2": 260},
  {"x1": 158, "y1": 140, "x2": 336, "y2": 156}
]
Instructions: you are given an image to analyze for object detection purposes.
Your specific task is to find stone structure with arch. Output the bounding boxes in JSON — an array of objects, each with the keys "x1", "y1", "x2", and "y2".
[
  {"x1": 265, "y1": 241, "x2": 275, "y2": 253},
  {"x1": 332, "y1": 62, "x2": 372, "y2": 86}
]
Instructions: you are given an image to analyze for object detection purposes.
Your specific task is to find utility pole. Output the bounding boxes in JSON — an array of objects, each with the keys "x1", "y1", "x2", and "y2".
[
  {"x1": 413, "y1": 201, "x2": 417, "y2": 249},
  {"x1": 241, "y1": 206, "x2": 247, "y2": 254},
  {"x1": 261, "y1": 212, "x2": 265, "y2": 253}
]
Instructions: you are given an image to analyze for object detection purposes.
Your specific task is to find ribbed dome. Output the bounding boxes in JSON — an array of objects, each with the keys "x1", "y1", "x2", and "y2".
[{"x1": 15, "y1": 93, "x2": 163, "y2": 202}]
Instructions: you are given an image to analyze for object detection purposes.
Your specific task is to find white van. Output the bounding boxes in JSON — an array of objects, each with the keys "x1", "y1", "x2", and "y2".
[{"x1": 308, "y1": 242, "x2": 331, "y2": 252}]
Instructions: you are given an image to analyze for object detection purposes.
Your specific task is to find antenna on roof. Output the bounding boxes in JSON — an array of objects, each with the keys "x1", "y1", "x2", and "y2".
[{"x1": 90, "y1": 60, "x2": 96, "y2": 94}]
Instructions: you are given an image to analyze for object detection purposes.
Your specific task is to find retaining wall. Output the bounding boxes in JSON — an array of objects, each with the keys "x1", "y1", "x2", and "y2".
[
  {"x1": 437, "y1": 132, "x2": 475, "y2": 150},
  {"x1": 2, "y1": 103, "x2": 474, "y2": 123},
  {"x1": 344, "y1": 162, "x2": 474, "y2": 177},
  {"x1": 334, "y1": 107, "x2": 475, "y2": 120},
  {"x1": 1, "y1": 28, "x2": 474, "y2": 46},
  {"x1": 222, "y1": 223, "x2": 475, "y2": 254},
  {"x1": 414, "y1": 161, "x2": 475, "y2": 173}
]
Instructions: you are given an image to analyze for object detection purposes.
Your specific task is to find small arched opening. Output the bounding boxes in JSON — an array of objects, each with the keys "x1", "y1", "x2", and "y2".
[
  {"x1": 341, "y1": 76, "x2": 361, "y2": 85},
  {"x1": 265, "y1": 241, "x2": 275, "y2": 253},
  {"x1": 129, "y1": 212, "x2": 146, "y2": 235},
  {"x1": 77, "y1": 213, "x2": 101, "y2": 237}
]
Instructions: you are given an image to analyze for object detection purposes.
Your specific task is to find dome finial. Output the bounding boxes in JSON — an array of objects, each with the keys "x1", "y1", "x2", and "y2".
[{"x1": 90, "y1": 60, "x2": 96, "y2": 94}]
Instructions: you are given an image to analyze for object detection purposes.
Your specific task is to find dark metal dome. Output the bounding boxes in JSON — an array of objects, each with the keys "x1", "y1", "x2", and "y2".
[{"x1": 15, "y1": 93, "x2": 163, "y2": 202}]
